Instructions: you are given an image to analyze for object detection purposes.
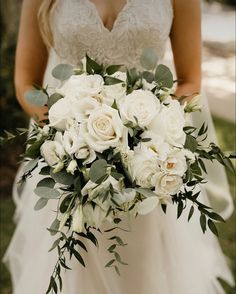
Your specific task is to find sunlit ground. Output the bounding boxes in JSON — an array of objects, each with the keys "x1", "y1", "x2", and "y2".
[{"x1": 0, "y1": 116, "x2": 235, "y2": 294}]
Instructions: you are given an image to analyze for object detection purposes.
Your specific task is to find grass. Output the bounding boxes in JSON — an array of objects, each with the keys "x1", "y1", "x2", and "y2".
[{"x1": 0, "y1": 116, "x2": 235, "y2": 294}]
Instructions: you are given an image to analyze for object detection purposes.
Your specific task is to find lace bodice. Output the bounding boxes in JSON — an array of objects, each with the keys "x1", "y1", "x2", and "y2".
[{"x1": 51, "y1": 0, "x2": 173, "y2": 68}]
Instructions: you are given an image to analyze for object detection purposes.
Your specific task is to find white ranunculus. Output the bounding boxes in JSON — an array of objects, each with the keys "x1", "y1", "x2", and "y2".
[
  {"x1": 161, "y1": 149, "x2": 187, "y2": 177},
  {"x1": 40, "y1": 140, "x2": 65, "y2": 168},
  {"x1": 66, "y1": 160, "x2": 77, "y2": 175},
  {"x1": 48, "y1": 98, "x2": 75, "y2": 131},
  {"x1": 72, "y1": 204, "x2": 84, "y2": 233},
  {"x1": 149, "y1": 99, "x2": 186, "y2": 147},
  {"x1": 140, "y1": 131, "x2": 170, "y2": 161},
  {"x1": 83, "y1": 203, "x2": 107, "y2": 229},
  {"x1": 80, "y1": 104, "x2": 125, "y2": 153},
  {"x1": 129, "y1": 149, "x2": 160, "y2": 188},
  {"x1": 120, "y1": 89, "x2": 161, "y2": 127},
  {"x1": 152, "y1": 172, "x2": 183, "y2": 196},
  {"x1": 136, "y1": 196, "x2": 159, "y2": 215},
  {"x1": 57, "y1": 74, "x2": 104, "y2": 99}
]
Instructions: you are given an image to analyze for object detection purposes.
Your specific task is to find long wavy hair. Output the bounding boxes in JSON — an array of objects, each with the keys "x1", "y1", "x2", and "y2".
[{"x1": 38, "y1": 0, "x2": 57, "y2": 48}]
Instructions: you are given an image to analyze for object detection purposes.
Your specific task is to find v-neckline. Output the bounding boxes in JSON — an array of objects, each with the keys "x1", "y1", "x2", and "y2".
[{"x1": 87, "y1": 0, "x2": 130, "y2": 33}]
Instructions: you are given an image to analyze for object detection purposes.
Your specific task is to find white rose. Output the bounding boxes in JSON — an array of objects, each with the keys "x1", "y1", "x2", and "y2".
[
  {"x1": 120, "y1": 89, "x2": 161, "y2": 127},
  {"x1": 129, "y1": 149, "x2": 160, "y2": 188},
  {"x1": 40, "y1": 140, "x2": 65, "y2": 168},
  {"x1": 140, "y1": 131, "x2": 170, "y2": 161},
  {"x1": 137, "y1": 197, "x2": 159, "y2": 215},
  {"x1": 149, "y1": 99, "x2": 186, "y2": 147},
  {"x1": 48, "y1": 98, "x2": 75, "y2": 131},
  {"x1": 80, "y1": 104, "x2": 125, "y2": 153},
  {"x1": 152, "y1": 172, "x2": 183, "y2": 196},
  {"x1": 72, "y1": 204, "x2": 84, "y2": 233},
  {"x1": 57, "y1": 74, "x2": 104, "y2": 99},
  {"x1": 101, "y1": 83, "x2": 126, "y2": 106},
  {"x1": 161, "y1": 149, "x2": 187, "y2": 177}
]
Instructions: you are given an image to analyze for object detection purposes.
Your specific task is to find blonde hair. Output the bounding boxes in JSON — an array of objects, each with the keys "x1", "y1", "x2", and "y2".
[{"x1": 38, "y1": 0, "x2": 57, "y2": 48}]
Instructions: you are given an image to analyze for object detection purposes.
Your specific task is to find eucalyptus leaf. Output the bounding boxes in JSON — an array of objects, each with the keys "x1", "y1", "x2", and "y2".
[
  {"x1": 25, "y1": 139, "x2": 44, "y2": 159},
  {"x1": 34, "y1": 187, "x2": 60, "y2": 199},
  {"x1": 34, "y1": 197, "x2": 48, "y2": 211},
  {"x1": 155, "y1": 64, "x2": 173, "y2": 88},
  {"x1": 50, "y1": 169, "x2": 74, "y2": 186},
  {"x1": 140, "y1": 48, "x2": 159, "y2": 70},
  {"x1": 37, "y1": 177, "x2": 55, "y2": 188},
  {"x1": 25, "y1": 89, "x2": 48, "y2": 106},
  {"x1": 52, "y1": 64, "x2": 74, "y2": 81},
  {"x1": 90, "y1": 159, "x2": 107, "y2": 183},
  {"x1": 23, "y1": 158, "x2": 39, "y2": 174},
  {"x1": 48, "y1": 93, "x2": 63, "y2": 109}
]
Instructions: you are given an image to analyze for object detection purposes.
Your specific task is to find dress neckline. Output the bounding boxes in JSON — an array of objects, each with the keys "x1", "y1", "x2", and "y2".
[{"x1": 87, "y1": 0, "x2": 131, "y2": 33}]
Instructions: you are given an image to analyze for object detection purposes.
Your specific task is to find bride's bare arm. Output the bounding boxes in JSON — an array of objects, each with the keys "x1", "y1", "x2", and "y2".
[
  {"x1": 15, "y1": 0, "x2": 48, "y2": 121},
  {"x1": 170, "y1": 0, "x2": 202, "y2": 101}
]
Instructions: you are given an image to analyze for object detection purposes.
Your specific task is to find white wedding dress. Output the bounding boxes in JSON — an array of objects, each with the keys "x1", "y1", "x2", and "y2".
[{"x1": 4, "y1": 1, "x2": 235, "y2": 293}]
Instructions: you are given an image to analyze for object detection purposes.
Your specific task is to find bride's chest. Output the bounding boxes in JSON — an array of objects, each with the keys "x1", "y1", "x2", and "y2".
[{"x1": 51, "y1": 0, "x2": 173, "y2": 66}]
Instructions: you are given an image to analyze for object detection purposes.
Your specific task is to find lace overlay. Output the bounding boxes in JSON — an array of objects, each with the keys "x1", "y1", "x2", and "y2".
[{"x1": 51, "y1": 0, "x2": 173, "y2": 68}]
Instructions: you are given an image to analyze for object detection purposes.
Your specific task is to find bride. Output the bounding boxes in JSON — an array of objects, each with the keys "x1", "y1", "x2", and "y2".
[{"x1": 4, "y1": 0, "x2": 235, "y2": 293}]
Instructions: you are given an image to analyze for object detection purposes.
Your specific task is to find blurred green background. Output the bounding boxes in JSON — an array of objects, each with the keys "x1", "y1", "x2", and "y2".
[{"x1": 0, "y1": 0, "x2": 235, "y2": 293}]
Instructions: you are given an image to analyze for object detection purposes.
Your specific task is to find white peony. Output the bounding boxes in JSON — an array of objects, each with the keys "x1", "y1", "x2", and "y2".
[
  {"x1": 80, "y1": 104, "x2": 125, "y2": 153},
  {"x1": 48, "y1": 98, "x2": 75, "y2": 131},
  {"x1": 152, "y1": 172, "x2": 183, "y2": 196},
  {"x1": 57, "y1": 74, "x2": 104, "y2": 99},
  {"x1": 129, "y1": 149, "x2": 160, "y2": 188},
  {"x1": 161, "y1": 149, "x2": 187, "y2": 177},
  {"x1": 120, "y1": 89, "x2": 161, "y2": 128},
  {"x1": 149, "y1": 99, "x2": 186, "y2": 147},
  {"x1": 140, "y1": 131, "x2": 170, "y2": 161},
  {"x1": 40, "y1": 140, "x2": 65, "y2": 169}
]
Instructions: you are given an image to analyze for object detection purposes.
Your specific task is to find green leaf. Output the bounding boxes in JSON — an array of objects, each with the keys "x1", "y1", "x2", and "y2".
[
  {"x1": 86, "y1": 54, "x2": 103, "y2": 74},
  {"x1": 200, "y1": 214, "x2": 207, "y2": 233},
  {"x1": 34, "y1": 197, "x2": 48, "y2": 211},
  {"x1": 49, "y1": 218, "x2": 60, "y2": 236},
  {"x1": 25, "y1": 139, "x2": 45, "y2": 159},
  {"x1": 209, "y1": 212, "x2": 225, "y2": 223},
  {"x1": 48, "y1": 238, "x2": 60, "y2": 252},
  {"x1": 140, "y1": 47, "x2": 159, "y2": 70},
  {"x1": 184, "y1": 135, "x2": 198, "y2": 152},
  {"x1": 52, "y1": 64, "x2": 74, "y2": 81},
  {"x1": 142, "y1": 71, "x2": 155, "y2": 83},
  {"x1": 50, "y1": 169, "x2": 74, "y2": 186},
  {"x1": 59, "y1": 194, "x2": 73, "y2": 213},
  {"x1": 208, "y1": 219, "x2": 219, "y2": 236},
  {"x1": 71, "y1": 248, "x2": 85, "y2": 267},
  {"x1": 114, "y1": 252, "x2": 128, "y2": 265},
  {"x1": 48, "y1": 93, "x2": 63, "y2": 109},
  {"x1": 155, "y1": 64, "x2": 173, "y2": 88},
  {"x1": 177, "y1": 200, "x2": 184, "y2": 219},
  {"x1": 106, "y1": 65, "x2": 123, "y2": 75},
  {"x1": 89, "y1": 159, "x2": 107, "y2": 183},
  {"x1": 23, "y1": 158, "x2": 39, "y2": 174},
  {"x1": 108, "y1": 244, "x2": 116, "y2": 252},
  {"x1": 114, "y1": 265, "x2": 120, "y2": 275},
  {"x1": 39, "y1": 166, "x2": 51, "y2": 175},
  {"x1": 37, "y1": 177, "x2": 55, "y2": 188},
  {"x1": 188, "y1": 205, "x2": 194, "y2": 222},
  {"x1": 104, "y1": 76, "x2": 123, "y2": 85},
  {"x1": 25, "y1": 89, "x2": 48, "y2": 106},
  {"x1": 105, "y1": 259, "x2": 116, "y2": 267},
  {"x1": 34, "y1": 187, "x2": 60, "y2": 199}
]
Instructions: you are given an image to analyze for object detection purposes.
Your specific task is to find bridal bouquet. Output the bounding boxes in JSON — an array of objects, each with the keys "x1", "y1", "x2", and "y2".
[{"x1": 2, "y1": 49, "x2": 235, "y2": 293}]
